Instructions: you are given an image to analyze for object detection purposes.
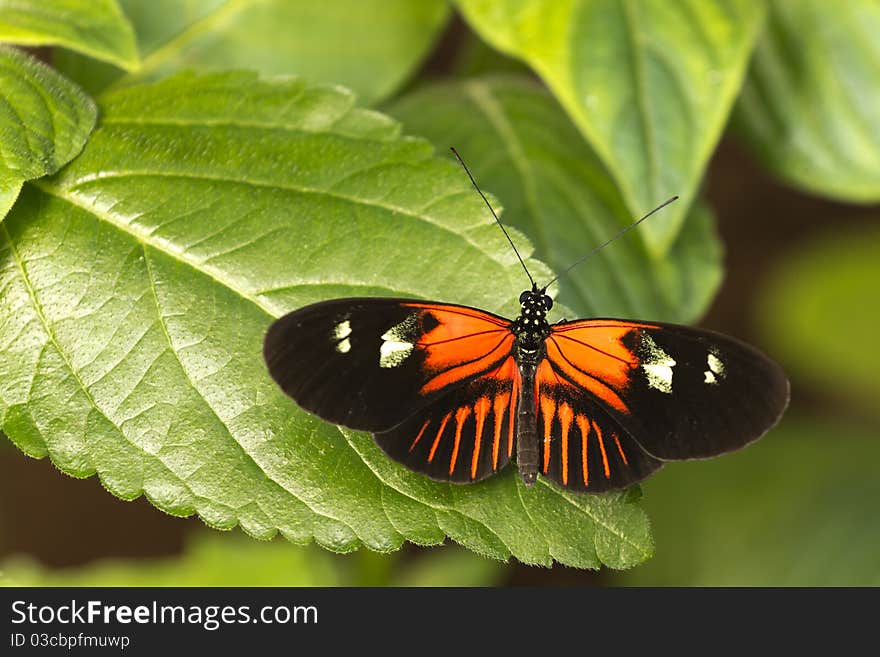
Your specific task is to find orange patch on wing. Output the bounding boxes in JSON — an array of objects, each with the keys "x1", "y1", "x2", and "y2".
[
  {"x1": 576, "y1": 415, "x2": 591, "y2": 487},
  {"x1": 449, "y1": 406, "x2": 471, "y2": 475},
  {"x1": 550, "y1": 323, "x2": 641, "y2": 384},
  {"x1": 544, "y1": 336, "x2": 630, "y2": 413},
  {"x1": 409, "y1": 418, "x2": 431, "y2": 452},
  {"x1": 420, "y1": 333, "x2": 514, "y2": 394},
  {"x1": 558, "y1": 402, "x2": 573, "y2": 486},
  {"x1": 547, "y1": 321, "x2": 663, "y2": 412},
  {"x1": 471, "y1": 396, "x2": 490, "y2": 479},
  {"x1": 491, "y1": 392, "x2": 509, "y2": 471},
  {"x1": 613, "y1": 433, "x2": 628, "y2": 465},
  {"x1": 507, "y1": 375, "x2": 518, "y2": 458},
  {"x1": 403, "y1": 305, "x2": 514, "y2": 396},
  {"x1": 540, "y1": 395, "x2": 555, "y2": 474},
  {"x1": 593, "y1": 419, "x2": 610, "y2": 479},
  {"x1": 427, "y1": 411, "x2": 452, "y2": 463}
]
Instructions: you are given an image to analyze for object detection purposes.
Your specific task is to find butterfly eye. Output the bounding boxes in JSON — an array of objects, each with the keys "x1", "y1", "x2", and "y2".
[
  {"x1": 542, "y1": 295, "x2": 553, "y2": 310},
  {"x1": 519, "y1": 291, "x2": 530, "y2": 304}
]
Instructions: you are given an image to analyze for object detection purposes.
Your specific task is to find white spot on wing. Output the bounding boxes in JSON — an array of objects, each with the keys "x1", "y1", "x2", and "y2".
[
  {"x1": 333, "y1": 319, "x2": 351, "y2": 340},
  {"x1": 333, "y1": 319, "x2": 352, "y2": 354},
  {"x1": 379, "y1": 314, "x2": 419, "y2": 368},
  {"x1": 641, "y1": 334, "x2": 675, "y2": 394},
  {"x1": 379, "y1": 339, "x2": 412, "y2": 367},
  {"x1": 704, "y1": 351, "x2": 725, "y2": 385}
]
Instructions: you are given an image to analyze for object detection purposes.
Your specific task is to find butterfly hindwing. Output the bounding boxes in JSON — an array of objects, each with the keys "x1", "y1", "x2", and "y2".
[
  {"x1": 534, "y1": 360, "x2": 663, "y2": 492},
  {"x1": 263, "y1": 298, "x2": 515, "y2": 433},
  {"x1": 545, "y1": 319, "x2": 790, "y2": 462},
  {"x1": 375, "y1": 356, "x2": 520, "y2": 482}
]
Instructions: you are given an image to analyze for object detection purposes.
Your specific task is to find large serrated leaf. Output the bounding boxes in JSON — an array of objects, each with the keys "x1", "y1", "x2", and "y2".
[
  {"x1": 0, "y1": 181, "x2": 22, "y2": 222},
  {"x1": 733, "y1": 0, "x2": 880, "y2": 202},
  {"x1": 0, "y1": 0, "x2": 138, "y2": 70},
  {"x1": 0, "y1": 72, "x2": 652, "y2": 569},
  {"x1": 385, "y1": 76, "x2": 722, "y2": 323},
  {"x1": 0, "y1": 46, "x2": 96, "y2": 221},
  {"x1": 56, "y1": 0, "x2": 450, "y2": 104},
  {"x1": 454, "y1": 0, "x2": 764, "y2": 255}
]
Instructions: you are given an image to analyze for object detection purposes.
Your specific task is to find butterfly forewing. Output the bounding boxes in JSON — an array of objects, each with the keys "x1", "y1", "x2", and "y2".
[
  {"x1": 546, "y1": 319, "x2": 790, "y2": 462},
  {"x1": 263, "y1": 298, "x2": 515, "y2": 433}
]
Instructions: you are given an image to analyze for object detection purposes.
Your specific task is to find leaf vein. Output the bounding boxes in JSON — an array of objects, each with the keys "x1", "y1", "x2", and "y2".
[
  {"x1": 539, "y1": 479, "x2": 651, "y2": 559},
  {"x1": 142, "y1": 245, "x2": 358, "y2": 535}
]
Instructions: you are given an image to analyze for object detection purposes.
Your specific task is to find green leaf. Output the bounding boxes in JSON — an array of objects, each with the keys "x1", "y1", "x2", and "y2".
[
  {"x1": 733, "y1": 0, "x2": 880, "y2": 202},
  {"x1": 56, "y1": 0, "x2": 450, "y2": 104},
  {"x1": 0, "y1": 0, "x2": 138, "y2": 70},
  {"x1": 620, "y1": 415, "x2": 880, "y2": 586},
  {"x1": 385, "y1": 76, "x2": 721, "y2": 322},
  {"x1": 758, "y1": 224, "x2": 880, "y2": 418},
  {"x1": 0, "y1": 180, "x2": 22, "y2": 221},
  {"x1": 453, "y1": 0, "x2": 764, "y2": 255},
  {"x1": 0, "y1": 72, "x2": 651, "y2": 569},
  {"x1": 0, "y1": 46, "x2": 96, "y2": 221}
]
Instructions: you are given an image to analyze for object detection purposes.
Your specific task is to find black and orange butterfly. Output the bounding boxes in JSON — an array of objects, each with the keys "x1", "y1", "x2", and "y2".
[{"x1": 264, "y1": 150, "x2": 789, "y2": 493}]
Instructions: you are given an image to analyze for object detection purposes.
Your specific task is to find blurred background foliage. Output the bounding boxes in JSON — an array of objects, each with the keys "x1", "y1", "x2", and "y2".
[{"x1": 1, "y1": 0, "x2": 878, "y2": 586}]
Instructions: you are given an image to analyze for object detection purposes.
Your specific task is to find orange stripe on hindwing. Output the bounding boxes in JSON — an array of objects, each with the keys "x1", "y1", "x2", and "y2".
[
  {"x1": 428, "y1": 412, "x2": 452, "y2": 463},
  {"x1": 448, "y1": 406, "x2": 472, "y2": 475},
  {"x1": 491, "y1": 392, "x2": 509, "y2": 470},
  {"x1": 592, "y1": 419, "x2": 611, "y2": 478},
  {"x1": 471, "y1": 397, "x2": 490, "y2": 479},
  {"x1": 576, "y1": 414, "x2": 591, "y2": 486},
  {"x1": 409, "y1": 419, "x2": 431, "y2": 452},
  {"x1": 612, "y1": 433, "x2": 628, "y2": 465},
  {"x1": 540, "y1": 395, "x2": 555, "y2": 474},
  {"x1": 558, "y1": 402, "x2": 573, "y2": 486}
]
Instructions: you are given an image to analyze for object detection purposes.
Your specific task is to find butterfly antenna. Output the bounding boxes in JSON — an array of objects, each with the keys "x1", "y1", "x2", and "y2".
[
  {"x1": 542, "y1": 196, "x2": 679, "y2": 290},
  {"x1": 450, "y1": 147, "x2": 536, "y2": 288}
]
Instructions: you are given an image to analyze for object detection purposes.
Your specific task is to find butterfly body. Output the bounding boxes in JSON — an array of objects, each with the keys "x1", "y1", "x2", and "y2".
[
  {"x1": 510, "y1": 288, "x2": 554, "y2": 486},
  {"x1": 264, "y1": 284, "x2": 789, "y2": 494}
]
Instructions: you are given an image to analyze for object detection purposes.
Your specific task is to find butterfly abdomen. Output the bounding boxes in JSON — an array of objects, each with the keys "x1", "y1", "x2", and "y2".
[{"x1": 515, "y1": 360, "x2": 539, "y2": 486}]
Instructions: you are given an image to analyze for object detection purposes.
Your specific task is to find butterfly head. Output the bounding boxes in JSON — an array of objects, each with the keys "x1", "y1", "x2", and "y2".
[
  {"x1": 518, "y1": 284, "x2": 553, "y2": 318},
  {"x1": 514, "y1": 283, "x2": 553, "y2": 343}
]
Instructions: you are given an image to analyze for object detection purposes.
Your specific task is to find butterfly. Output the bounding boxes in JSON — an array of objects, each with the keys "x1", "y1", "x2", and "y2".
[{"x1": 263, "y1": 150, "x2": 789, "y2": 493}]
